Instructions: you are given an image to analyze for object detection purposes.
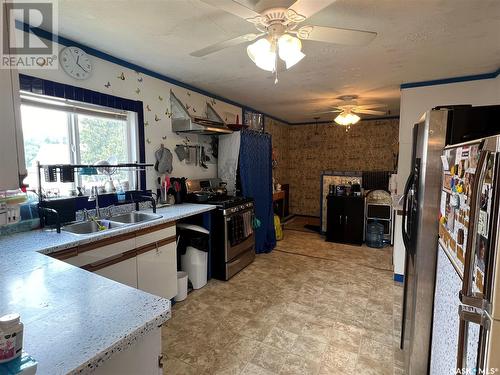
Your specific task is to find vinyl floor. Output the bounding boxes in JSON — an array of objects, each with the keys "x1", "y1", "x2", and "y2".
[{"x1": 162, "y1": 229, "x2": 404, "y2": 374}]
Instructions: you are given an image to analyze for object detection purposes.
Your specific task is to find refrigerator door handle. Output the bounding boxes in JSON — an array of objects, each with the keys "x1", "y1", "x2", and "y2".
[
  {"x1": 458, "y1": 305, "x2": 491, "y2": 330},
  {"x1": 457, "y1": 149, "x2": 490, "y2": 371},
  {"x1": 402, "y1": 171, "x2": 415, "y2": 250},
  {"x1": 459, "y1": 290, "x2": 491, "y2": 312}
]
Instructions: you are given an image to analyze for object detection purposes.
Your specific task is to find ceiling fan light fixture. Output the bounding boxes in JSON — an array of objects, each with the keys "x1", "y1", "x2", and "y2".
[
  {"x1": 277, "y1": 34, "x2": 305, "y2": 69},
  {"x1": 247, "y1": 38, "x2": 276, "y2": 72},
  {"x1": 334, "y1": 112, "x2": 361, "y2": 126}
]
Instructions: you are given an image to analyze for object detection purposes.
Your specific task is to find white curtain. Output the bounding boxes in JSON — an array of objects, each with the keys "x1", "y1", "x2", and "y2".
[{"x1": 217, "y1": 132, "x2": 241, "y2": 195}]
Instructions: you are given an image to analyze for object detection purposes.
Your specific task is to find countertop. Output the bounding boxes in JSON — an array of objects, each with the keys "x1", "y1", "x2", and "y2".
[{"x1": 0, "y1": 203, "x2": 215, "y2": 375}]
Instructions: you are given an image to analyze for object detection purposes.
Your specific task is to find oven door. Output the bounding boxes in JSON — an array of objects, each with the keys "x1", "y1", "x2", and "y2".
[{"x1": 224, "y1": 207, "x2": 255, "y2": 262}]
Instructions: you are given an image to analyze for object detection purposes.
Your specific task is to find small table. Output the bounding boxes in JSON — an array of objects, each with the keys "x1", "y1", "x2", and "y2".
[{"x1": 273, "y1": 191, "x2": 285, "y2": 219}]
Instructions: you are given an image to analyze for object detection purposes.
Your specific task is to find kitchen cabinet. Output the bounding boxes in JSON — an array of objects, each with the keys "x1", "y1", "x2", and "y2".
[
  {"x1": 0, "y1": 2, "x2": 26, "y2": 190},
  {"x1": 49, "y1": 221, "x2": 177, "y2": 298},
  {"x1": 137, "y1": 237, "x2": 177, "y2": 299},
  {"x1": 93, "y1": 256, "x2": 138, "y2": 289},
  {"x1": 326, "y1": 195, "x2": 364, "y2": 245},
  {"x1": 65, "y1": 233, "x2": 136, "y2": 267},
  {"x1": 93, "y1": 327, "x2": 162, "y2": 375}
]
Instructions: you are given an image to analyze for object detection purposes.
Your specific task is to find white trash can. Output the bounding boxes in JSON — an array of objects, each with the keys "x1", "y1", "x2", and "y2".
[
  {"x1": 177, "y1": 223, "x2": 209, "y2": 290},
  {"x1": 175, "y1": 271, "x2": 188, "y2": 302},
  {"x1": 181, "y1": 247, "x2": 208, "y2": 289}
]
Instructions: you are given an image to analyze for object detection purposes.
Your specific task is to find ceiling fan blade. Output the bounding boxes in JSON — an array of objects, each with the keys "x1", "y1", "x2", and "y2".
[
  {"x1": 297, "y1": 25, "x2": 377, "y2": 45},
  {"x1": 190, "y1": 33, "x2": 261, "y2": 57},
  {"x1": 288, "y1": 0, "x2": 337, "y2": 20},
  {"x1": 352, "y1": 109, "x2": 386, "y2": 115},
  {"x1": 355, "y1": 104, "x2": 386, "y2": 109},
  {"x1": 313, "y1": 109, "x2": 342, "y2": 114},
  {"x1": 200, "y1": 0, "x2": 260, "y2": 20}
]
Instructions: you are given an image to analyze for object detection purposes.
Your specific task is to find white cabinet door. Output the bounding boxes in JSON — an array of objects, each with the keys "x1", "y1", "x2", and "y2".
[
  {"x1": 94, "y1": 257, "x2": 138, "y2": 288},
  {"x1": 0, "y1": 68, "x2": 24, "y2": 190},
  {"x1": 93, "y1": 328, "x2": 162, "y2": 375},
  {"x1": 137, "y1": 239, "x2": 177, "y2": 299},
  {"x1": 0, "y1": 1, "x2": 26, "y2": 190}
]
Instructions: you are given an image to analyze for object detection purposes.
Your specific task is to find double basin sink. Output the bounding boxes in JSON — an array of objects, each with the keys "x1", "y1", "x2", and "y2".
[{"x1": 62, "y1": 212, "x2": 162, "y2": 235}]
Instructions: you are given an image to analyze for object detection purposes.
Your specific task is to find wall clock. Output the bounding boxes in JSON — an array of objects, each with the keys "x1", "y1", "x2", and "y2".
[{"x1": 59, "y1": 46, "x2": 92, "y2": 80}]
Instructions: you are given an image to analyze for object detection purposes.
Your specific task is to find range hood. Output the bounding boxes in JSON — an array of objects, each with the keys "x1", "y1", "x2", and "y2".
[{"x1": 170, "y1": 90, "x2": 232, "y2": 135}]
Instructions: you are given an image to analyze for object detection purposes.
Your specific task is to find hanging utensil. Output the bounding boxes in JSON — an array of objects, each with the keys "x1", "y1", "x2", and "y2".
[{"x1": 200, "y1": 146, "x2": 208, "y2": 169}]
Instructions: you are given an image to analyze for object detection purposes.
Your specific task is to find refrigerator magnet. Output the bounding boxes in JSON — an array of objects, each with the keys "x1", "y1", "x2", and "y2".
[
  {"x1": 440, "y1": 155, "x2": 450, "y2": 171},
  {"x1": 451, "y1": 193, "x2": 460, "y2": 208},
  {"x1": 478, "y1": 211, "x2": 488, "y2": 238}
]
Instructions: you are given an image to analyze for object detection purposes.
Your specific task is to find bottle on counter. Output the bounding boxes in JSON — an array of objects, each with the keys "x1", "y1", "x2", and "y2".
[{"x1": 0, "y1": 313, "x2": 24, "y2": 363}]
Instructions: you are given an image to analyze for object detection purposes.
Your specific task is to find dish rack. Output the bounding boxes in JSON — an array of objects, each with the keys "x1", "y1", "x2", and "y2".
[{"x1": 35, "y1": 162, "x2": 153, "y2": 203}]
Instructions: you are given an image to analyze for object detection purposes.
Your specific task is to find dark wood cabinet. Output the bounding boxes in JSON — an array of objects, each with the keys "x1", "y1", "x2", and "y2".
[{"x1": 326, "y1": 195, "x2": 364, "y2": 245}]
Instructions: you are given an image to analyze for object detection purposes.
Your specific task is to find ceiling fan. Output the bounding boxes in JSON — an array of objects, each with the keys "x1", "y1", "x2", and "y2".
[
  {"x1": 192, "y1": 0, "x2": 377, "y2": 83},
  {"x1": 315, "y1": 95, "x2": 387, "y2": 126}
]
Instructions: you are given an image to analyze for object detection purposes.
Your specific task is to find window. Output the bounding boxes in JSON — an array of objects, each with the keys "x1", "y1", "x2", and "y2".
[{"x1": 20, "y1": 94, "x2": 137, "y2": 197}]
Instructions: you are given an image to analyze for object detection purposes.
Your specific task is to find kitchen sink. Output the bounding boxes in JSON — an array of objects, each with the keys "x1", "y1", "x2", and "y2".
[
  {"x1": 108, "y1": 212, "x2": 162, "y2": 224},
  {"x1": 62, "y1": 220, "x2": 127, "y2": 235}
]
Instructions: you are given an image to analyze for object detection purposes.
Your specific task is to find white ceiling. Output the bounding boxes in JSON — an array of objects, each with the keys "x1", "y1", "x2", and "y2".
[{"x1": 55, "y1": 0, "x2": 500, "y2": 123}]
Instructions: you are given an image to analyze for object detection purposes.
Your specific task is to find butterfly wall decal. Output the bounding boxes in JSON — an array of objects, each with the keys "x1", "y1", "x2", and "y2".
[
  {"x1": 144, "y1": 121, "x2": 149, "y2": 126},
  {"x1": 146, "y1": 105, "x2": 151, "y2": 112},
  {"x1": 137, "y1": 77, "x2": 143, "y2": 83},
  {"x1": 104, "y1": 82, "x2": 111, "y2": 88},
  {"x1": 146, "y1": 138, "x2": 151, "y2": 144},
  {"x1": 158, "y1": 96, "x2": 163, "y2": 101},
  {"x1": 210, "y1": 98, "x2": 216, "y2": 106},
  {"x1": 155, "y1": 114, "x2": 160, "y2": 122},
  {"x1": 187, "y1": 91, "x2": 191, "y2": 96},
  {"x1": 165, "y1": 109, "x2": 172, "y2": 118},
  {"x1": 162, "y1": 136, "x2": 167, "y2": 140},
  {"x1": 117, "y1": 72, "x2": 125, "y2": 80},
  {"x1": 135, "y1": 88, "x2": 141, "y2": 94}
]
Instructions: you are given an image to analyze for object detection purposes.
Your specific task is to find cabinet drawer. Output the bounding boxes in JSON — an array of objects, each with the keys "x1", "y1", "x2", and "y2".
[
  {"x1": 135, "y1": 222, "x2": 176, "y2": 248},
  {"x1": 48, "y1": 247, "x2": 78, "y2": 261},
  {"x1": 69, "y1": 237, "x2": 135, "y2": 267}
]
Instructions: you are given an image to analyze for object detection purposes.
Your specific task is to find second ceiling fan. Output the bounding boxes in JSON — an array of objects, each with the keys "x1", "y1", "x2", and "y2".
[
  {"x1": 315, "y1": 95, "x2": 387, "y2": 126},
  {"x1": 192, "y1": 0, "x2": 377, "y2": 82}
]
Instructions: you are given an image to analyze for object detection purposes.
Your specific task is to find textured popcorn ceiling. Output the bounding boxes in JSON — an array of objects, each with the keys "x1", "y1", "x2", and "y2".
[{"x1": 54, "y1": 0, "x2": 500, "y2": 122}]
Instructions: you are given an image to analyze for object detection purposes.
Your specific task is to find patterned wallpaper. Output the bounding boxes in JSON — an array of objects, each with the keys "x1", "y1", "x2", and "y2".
[
  {"x1": 20, "y1": 39, "x2": 242, "y2": 191},
  {"x1": 266, "y1": 118, "x2": 399, "y2": 216},
  {"x1": 265, "y1": 118, "x2": 290, "y2": 185}
]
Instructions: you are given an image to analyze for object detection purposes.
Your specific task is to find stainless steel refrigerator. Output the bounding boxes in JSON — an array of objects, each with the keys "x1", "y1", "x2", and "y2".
[
  {"x1": 431, "y1": 134, "x2": 500, "y2": 374},
  {"x1": 401, "y1": 109, "x2": 448, "y2": 375},
  {"x1": 401, "y1": 105, "x2": 500, "y2": 374}
]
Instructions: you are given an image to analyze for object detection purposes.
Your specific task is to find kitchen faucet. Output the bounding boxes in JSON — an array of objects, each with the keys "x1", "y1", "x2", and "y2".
[
  {"x1": 39, "y1": 206, "x2": 61, "y2": 233},
  {"x1": 88, "y1": 187, "x2": 101, "y2": 218}
]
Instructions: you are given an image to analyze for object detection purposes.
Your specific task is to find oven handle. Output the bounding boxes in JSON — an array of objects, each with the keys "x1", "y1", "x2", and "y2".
[{"x1": 224, "y1": 207, "x2": 254, "y2": 219}]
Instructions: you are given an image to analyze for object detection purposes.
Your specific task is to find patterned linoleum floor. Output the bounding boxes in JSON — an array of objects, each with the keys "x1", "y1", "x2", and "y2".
[
  {"x1": 162, "y1": 231, "x2": 404, "y2": 375},
  {"x1": 282, "y1": 216, "x2": 321, "y2": 233}
]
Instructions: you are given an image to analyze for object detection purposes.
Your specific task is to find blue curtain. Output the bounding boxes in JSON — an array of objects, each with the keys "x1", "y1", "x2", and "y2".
[{"x1": 239, "y1": 130, "x2": 276, "y2": 253}]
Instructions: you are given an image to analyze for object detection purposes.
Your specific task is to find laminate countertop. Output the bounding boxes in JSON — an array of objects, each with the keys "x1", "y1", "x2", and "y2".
[{"x1": 0, "y1": 203, "x2": 215, "y2": 375}]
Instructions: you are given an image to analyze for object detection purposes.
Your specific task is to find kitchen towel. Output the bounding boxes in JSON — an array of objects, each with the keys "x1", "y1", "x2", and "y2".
[{"x1": 218, "y1": 132, "x2": 241, "y2": 195}]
